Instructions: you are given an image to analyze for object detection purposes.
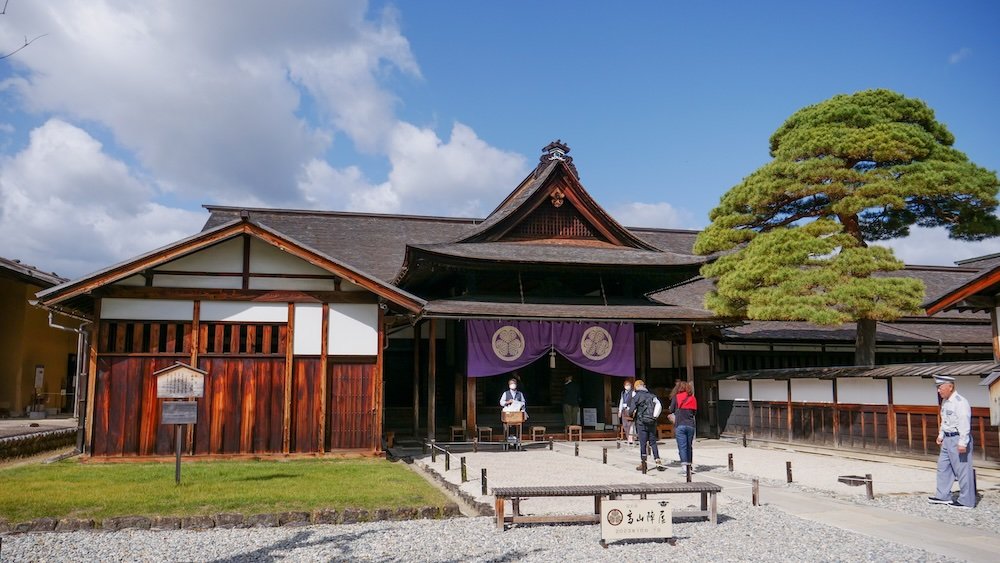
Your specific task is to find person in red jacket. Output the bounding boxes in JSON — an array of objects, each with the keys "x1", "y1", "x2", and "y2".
[{"x1": 669, "y1": 380, "x2": 697, "y2": 474}]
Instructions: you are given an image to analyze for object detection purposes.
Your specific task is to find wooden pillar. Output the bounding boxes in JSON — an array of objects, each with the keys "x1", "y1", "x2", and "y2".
[
  {"x1": 747, "y1": 379, "x2": 754, "y2": 438},
  {"x1": 786, "y1": 379, "x2": 793, "y2": 442},
  {"x1": 282, "y1": 302, "x2": 294, "y2": 454},
  {"x1": 886, "y1": 378, "x2": 896, "y2": 451},
  {"x1": 684, "y1": 325, "x2": 694, "y2": 383},
  {"x1": 319, "y1": 303, "x2": 329, "y2": 453},
  {"x1": 188, "y1": 301, "x2": 200, "y2": 454},
  {"x1": 991, "y1": 308, "x2": 1000, "y2": 362},
  {"x1": 84, "y1": 299, "x2": 101, "y2": 455},
  {"x1": 374, "y1": 305, "x2": 384, "y2": 453},
  {"x1": 466, "y1": 377, "x2": 477, "y2": 437},
  {"x1": 412, "y1": 321, "x2": 421, "y2": 437},
  {"x1": 427, "y1": 320, "x2": 437, "y2": 441},
  {"x1": 832, "y1": 379, "x2": 840, "y2": 447},
  {"x1": 603, "y1": 376, "x2": 612, "y2": 426}
]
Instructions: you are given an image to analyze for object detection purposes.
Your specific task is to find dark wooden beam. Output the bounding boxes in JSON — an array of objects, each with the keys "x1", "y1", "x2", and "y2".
[
  {"x1": 242, "y1": 234, "x2": 251, "y2": 290},
  {"x1": 96, "y1": 286, "x2": 378, "y2": 303}
]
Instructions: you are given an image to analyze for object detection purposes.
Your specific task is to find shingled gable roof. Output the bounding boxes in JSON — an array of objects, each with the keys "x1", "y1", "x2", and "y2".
[
  {"x1": 35, "y1": 217, "x2": 426, "y2": 318},
  {"x1": 454, "y1": 155, "x2": 660, "y2": 250},
  {"x1": 0, "y1": 256, "x2": 67, "y2": 288},
  {"x1": 924, "y1": 259, "x2": 1000, "y2": 315}
]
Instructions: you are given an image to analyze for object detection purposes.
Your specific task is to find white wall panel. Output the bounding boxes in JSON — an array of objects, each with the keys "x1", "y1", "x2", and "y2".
[
  {"x1": 719, "y1": 380, "x2": 749, "y2": 401},
  {"x1": 293, "y1": 304, "x2": 323, "y2": 355},
  {"x1": 101, "y1": 299, "x2": 194, "y2": 321},
  {"x1": 200, "y1": 301, "x2": 288, "y2": 322},
  {"x1": 649, "y1": 340, "x2": 673, "y2": 368},
  {"x1": 153, "y1": 275, "x2": 243, "y2": 289},
  {"x1": 113, "y1": 275, "x2": 146, "y2": 286},
  {"x1": 892, "y1": 377, "x2": 939, "y2": 406},
  {"x1": 329, "y1": 304, "x2": 378, "y2": 356},
  {"x1": 956, "y1": 376, "x2": 989, "y2": 407},
  {"x1": 160, "y1": 237, "x2": 243, "y2": 272},
  {"x1": 249, "y1": 238, "x2": 330, "y2": 275},
  {"x1": 836, "y1": 378, "x2": 887, "y2": 404},
  {"x1": 751, "y1": 379, "x2": 787, "y2": 401},
  {"x1": 679, "y1": 343, "x2": 711, "y2": 367},
  {"x1": 248, "y1": 277, "x2": 339, "y2": 291},
  {"x1": 790, "y1": 379, "x2": 833, "y2": 403}
]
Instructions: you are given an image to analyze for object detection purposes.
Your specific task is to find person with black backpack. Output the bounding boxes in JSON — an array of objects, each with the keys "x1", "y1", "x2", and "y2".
[{"x1": 627, "y1": 379, "x2": 663, "y2": 471}]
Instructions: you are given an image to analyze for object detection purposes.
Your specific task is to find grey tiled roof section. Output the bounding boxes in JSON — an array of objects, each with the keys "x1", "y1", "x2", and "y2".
[
  {"x1": 956, "y1": 253, "x2": 1000, "y2": 270},
  {"x1": 0, "y1": 256, "x2": 66, "y2": 288},
  {"x1": 713, "y1": 359, "x2": 1000, "y2": 380},
  {"x1": 723, "y1": 320, "x2": 990, "y2": 344},
  {"x1": 421, "y1": 299, "x2": 717, "y2": 322},
  {"x1": 408, "y1": 242, "x2": 706, "y2": 266},
  {"x1": 458, "y1": 161, "x2": 558, "y2": 239}
]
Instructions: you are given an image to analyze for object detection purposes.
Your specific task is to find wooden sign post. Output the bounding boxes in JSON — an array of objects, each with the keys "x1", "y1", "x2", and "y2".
[{"x1": 155, "y1": 363, "x2": 206, "y2": 485}]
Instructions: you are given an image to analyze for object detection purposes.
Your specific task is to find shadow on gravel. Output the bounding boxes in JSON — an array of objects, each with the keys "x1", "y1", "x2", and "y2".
[
  {"x1": 436, "y1": 547, "x2": 547, "y2": 563},
  {"x1": 208, "y1": 528, "x2": 381, "y2": 562}
]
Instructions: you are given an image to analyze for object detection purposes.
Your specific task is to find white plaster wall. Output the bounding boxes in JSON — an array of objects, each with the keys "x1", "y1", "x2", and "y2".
[
  {"x1": 679, "y1": 343, "x2": 711, "y2": 367},
  {"x1": 101, "y1": 298, "x2": 194, "y2": 321},
  {"x1": 751, "y1": 379, "x2": 787, "y2": 401},
  {"x1": 160, "y1": 237, "x2": 243, "y2": 272},
  {"x1": 200, "y1": 301, "x2": 288, "y2": 323},
  {"x1": 836, "y1": 378, "x2": 888, "y2": 405},
  {"x1": 249, "y1": 238, "x2": 331, "y2": 275},
  {"x1": 329, "y1": 303, "x2": 378, "y2": 356},
  {"x1": 293, "y1": 304, "x2": 323, "y2": 355},
  {"x1": 113, "y1": 275, "x2": 146, "y2": 286},
  {"x1": 649, "y1": 340, "x2": 673, "y2": 368},
  {"x1": 247, "y1": 277, "x2": 339, "y2": 291},
  {"x1": 719, "y1": 380, "x2": 749, "y2": 401},
  {"x1": 955, "y1": 375, "x2": 989, "y2": 407},
  {"x1": 790, "y1": 379, "x2": 833, "y2": 403},
  {"x1": 154, "y1": 275, "x2": 243, "y2": 289},
  {"x1": 892, "y1": 377, "x2": 939, "y2": 406}
]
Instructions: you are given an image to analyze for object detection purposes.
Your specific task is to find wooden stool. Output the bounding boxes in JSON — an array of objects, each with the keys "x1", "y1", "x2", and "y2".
[
  {"x1": 450, "y1": 425, "x2": 464, "y2": 441},
  {"x1": 530, "y1": 426, "x2": 546, "y2": 441},
  {"x1": 567, "y1": 425, "x2": 583, "y2": 442},
  {"x1": 477, "y1": 426, "x2": 493, "y2": 442}
]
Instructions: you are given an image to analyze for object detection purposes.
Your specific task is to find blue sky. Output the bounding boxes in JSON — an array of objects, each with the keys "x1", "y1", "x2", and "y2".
[{"x1": 1, "y1": 1, "x2": 999, "y2": 278}]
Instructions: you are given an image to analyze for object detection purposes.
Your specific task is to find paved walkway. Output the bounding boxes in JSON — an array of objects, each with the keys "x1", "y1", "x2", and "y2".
[
  {"x1": 413, "y1": 438, "x2": 1000, "y2": 562},
  {"x1": 0, "y1": 416, "x2": 77, "y2": 439}
]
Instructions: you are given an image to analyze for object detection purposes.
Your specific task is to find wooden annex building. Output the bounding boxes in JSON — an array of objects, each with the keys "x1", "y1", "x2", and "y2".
[{"x1": 34, "y1": 141, "x2": 999, "y2": 460}]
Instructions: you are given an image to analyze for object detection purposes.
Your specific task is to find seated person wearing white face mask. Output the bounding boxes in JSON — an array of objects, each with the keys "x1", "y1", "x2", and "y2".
[{"x1": 499, "y1": 378, "x2": 526, "y2": 413}]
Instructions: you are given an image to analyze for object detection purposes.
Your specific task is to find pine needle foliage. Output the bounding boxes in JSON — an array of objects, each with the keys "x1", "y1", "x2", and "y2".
[{"x1": 695, "y1": 89, "x2": 999, "y2": 332}]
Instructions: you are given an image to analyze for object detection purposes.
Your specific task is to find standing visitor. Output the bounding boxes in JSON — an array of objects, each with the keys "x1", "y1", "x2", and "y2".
[
  {"x1": 927, "y1": 375, "x2": 976, "y2": 508},
  {"x1": 618, "y1": 379, "x2": 636, "y2": 445},
  {"x1": 562, "y1": 375, "x2": 582, "y2": 427},
  {"x1": 669, "y1": 380, "x2": 697, "y2": 475},
  {"x1": 627, "y1": 380, "x2": 662, "y2": 470}
]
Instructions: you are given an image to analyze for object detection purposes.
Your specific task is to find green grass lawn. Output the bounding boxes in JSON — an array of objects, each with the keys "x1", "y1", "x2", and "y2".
[{"x1": 0, "y1": 458, "x2": 449, "y2": 523}]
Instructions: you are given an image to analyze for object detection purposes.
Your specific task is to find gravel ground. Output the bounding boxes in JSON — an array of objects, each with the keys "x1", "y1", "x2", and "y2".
[{"x1": 2, "y1": 501, "x2": 960, "y2": 563}]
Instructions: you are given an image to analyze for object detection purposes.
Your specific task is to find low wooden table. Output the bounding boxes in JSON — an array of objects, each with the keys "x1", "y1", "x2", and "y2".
[{"x1": 492, "y1": 482, "x2": 722, "y2": 530}]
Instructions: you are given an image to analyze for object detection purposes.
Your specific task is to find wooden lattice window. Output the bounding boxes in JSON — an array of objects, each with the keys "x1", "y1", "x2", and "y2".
[
  {"x1": 198, "y1": 322, "x2": 287, "y2": 356},
  {"x1": 99, "y1": 321, "x2": 192, "y2": 355},
  {"x1": 506, "y1": 204, "x2": 604, "y2": 241}
]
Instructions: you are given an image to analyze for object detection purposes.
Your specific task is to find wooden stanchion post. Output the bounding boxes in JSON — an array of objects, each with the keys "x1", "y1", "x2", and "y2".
[
  {"x1": 616, "y1": 440, "x2": 621, "y2": 450},
  {"x1": 481, "y1": 468, "x2": 487, "y2": 496},
  {"x1": 742, "y1": 432, "x2": 747, "y2": 447},
  {"x1": 445, "y1": 450, "x2": 450, "y2": 471},
  {"x1": 549, "y1": 439, "x2": 554, "y2": 451},
  {"x1": 685, "y1": 464, "x2": 692, "y2": 483},
  {"x1": 431, "y1": 440, "x2": 437, "y2": 463},
  {"x1": 752, "y1": 478, "x2": 760, "y2": 506},
  {"x1": 641, "y1": 460, "x2": 647, "y2": 474},
  {"x1": 473, "y1": 438, "x2": 478, "y2": 453},
  {"x1": 603, "y1": 447, "x2": 607, "y2": 464},
  {"x1": 865, "y1": 473, "x2": 874, "y2": 500},
  {"x1": 461, "y1": 457, "x2": 467, "y2": 482},
  {"x1": 728, "y1": 453, "x2": 734, "y2": 472},
  {"x1": 575, "y1": 442, "x2": 579, "y2": 456},
  {"x1": 786, "y1": 461, "x2": 793, "y2": 483}
]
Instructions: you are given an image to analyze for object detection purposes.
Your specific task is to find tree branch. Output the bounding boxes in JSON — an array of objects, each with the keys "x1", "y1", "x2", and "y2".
[{"x1": 1, "y1": 33, "x2": 46, "y2": 60}]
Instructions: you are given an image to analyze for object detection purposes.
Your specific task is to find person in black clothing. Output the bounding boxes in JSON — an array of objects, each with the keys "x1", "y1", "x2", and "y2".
[
  {"x1": 562, "y1": 375, "x2": 581, "y2": 427},
  {"x1": 627, "y1": 379, "x2": 663, "y2": 470}
]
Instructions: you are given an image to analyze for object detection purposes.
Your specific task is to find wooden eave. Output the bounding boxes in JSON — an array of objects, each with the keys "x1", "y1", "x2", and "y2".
[
  {"x1": 36, "y1": 218, "x2": 426, "y2": 314},
  {"x1": 924, "y1": 262, "x2": 1000, "y2": 315}
]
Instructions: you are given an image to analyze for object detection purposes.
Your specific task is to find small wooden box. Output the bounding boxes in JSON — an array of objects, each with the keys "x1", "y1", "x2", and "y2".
[{"x1": 502, "y1": 411, "x2": 526, "y2": 424}]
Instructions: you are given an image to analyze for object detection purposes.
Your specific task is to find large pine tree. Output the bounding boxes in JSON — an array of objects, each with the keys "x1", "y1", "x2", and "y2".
[{"x1": 694, "y1": 89, "x2": 1000, "y2": 366}]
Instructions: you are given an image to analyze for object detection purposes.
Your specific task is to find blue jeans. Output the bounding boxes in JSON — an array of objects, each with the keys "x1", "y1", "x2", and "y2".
[
  {"x1": 676, "y1": 425, "x2": 695, "y2": 465},
  {"x1": 637, "y1": 423, "x2": 659, "y2": 461}
]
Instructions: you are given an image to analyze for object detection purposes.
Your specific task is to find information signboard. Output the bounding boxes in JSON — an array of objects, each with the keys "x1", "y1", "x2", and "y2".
[
  {"x1": 600, "y1": 499, "x2": 672, "y2": 545},
  {"x1": 155, "y1": 363, "x2": 206, "y2": 399},
  {"x1": 583, "y1": 407, "x2": 598, "y2": 428},
  {"x1": 161, "y1": 401, "x2": 198, "y2": 425}
]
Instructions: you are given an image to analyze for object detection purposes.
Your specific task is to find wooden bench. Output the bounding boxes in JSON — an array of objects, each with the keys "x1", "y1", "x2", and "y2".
[{"x1": 492, "y1": 482, "x2": 722, "y2": 530}]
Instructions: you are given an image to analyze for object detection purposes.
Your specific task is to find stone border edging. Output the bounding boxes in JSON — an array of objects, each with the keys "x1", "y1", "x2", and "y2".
[
  {"x1": 0, "y1": 429, "x2": 76, "y2": 461},
  {"x1": 0, "y1": 503, "x2": 461, "y2": 535},
  {"x1": 413, "y1": 459, "x2": 494, "y2": 517}
]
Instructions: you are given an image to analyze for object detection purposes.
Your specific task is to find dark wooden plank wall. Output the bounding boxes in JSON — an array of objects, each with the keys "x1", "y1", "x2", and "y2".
[
  {"x1": 327, "y1": 363, "x2": 377, "y2": 450},
  {"x1": 292, "y1": 358, "x2": 323, "y2": 453},
  {"x1": 719, "y1": 399, "x2": 1000, "y2": 462}
]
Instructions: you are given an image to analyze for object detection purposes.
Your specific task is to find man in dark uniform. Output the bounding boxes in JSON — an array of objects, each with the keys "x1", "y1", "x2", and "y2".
[{"x1": 562, "y1": 375, "x2": 581, "y2": 427}]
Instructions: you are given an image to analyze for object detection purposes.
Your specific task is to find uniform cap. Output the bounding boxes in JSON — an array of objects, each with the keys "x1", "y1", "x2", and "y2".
[{"x1": 934, "y1": 375, "x2": 956, "y2": 386}]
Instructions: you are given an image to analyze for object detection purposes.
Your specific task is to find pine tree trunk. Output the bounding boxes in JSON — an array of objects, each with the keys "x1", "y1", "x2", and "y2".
[{"x1": 854, "y1": 318, "x2": 877, "y2": 367}]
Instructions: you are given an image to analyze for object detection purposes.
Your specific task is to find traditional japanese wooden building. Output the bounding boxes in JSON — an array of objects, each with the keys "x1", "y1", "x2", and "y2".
[{"x1": 34, "y1": 141, "x2": 998, "y2": 458}]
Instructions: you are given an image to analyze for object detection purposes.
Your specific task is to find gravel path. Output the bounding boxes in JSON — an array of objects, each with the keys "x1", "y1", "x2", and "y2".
[{"x1": 3, "y1": 503, "x2": 959, "y2": 563}]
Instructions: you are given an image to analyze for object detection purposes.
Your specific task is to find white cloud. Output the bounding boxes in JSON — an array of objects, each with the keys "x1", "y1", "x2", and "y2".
[
  {"x1": 609, "y1": 201, "x2": 698, "y2": 230},
  {"x1": 948, "y1": 47, "x2": 972, "y2": 64},
  {"x1": 0, "y1": 119, "x2": 205, "y2": 278},
  {"x1": 876, "y1": 226, "x2": 1000, "y2": 266}
]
